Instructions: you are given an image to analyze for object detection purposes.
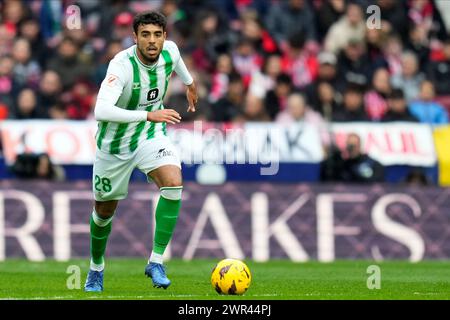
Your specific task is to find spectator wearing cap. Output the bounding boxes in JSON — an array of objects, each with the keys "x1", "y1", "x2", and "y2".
[
  {"x1": 364, "y1": 68, "x2": 391, "y2": 121},
  {"x1": 391, "y1": 51, "x2": 425, "y2": 102},
  {"x1": 316, "y1": 51, "x2": 337, "y2": 78},
  {"x1": 304, "y1": 51, "x2": 338, "y2": 113},
  {"x1": 332, "y1": 85, "x2": 369, "y2": 122},
  {"x1": 324, "y1": 2, "x2": 366, "y2": 54},
  {"x1": 409, "y1": 80, "x2": 449, "y2": 125},
  {"x1": 381, "y1": 89, "x2": 419, "y2": 122},
  {"x1": 113, "y1": 11, "x2": 135, "y2": 48},
  {"x1": 95, "y1": 0, "x2": 130, "y2": 40}
]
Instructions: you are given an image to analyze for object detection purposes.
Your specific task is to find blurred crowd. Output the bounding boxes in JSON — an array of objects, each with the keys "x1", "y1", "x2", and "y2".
[
  {"x1": 2, "y1": 0, "x2": 447, "y2": 184},
  {"x1": 0, "y1": 0, "x2": 449, "y2": 127}
]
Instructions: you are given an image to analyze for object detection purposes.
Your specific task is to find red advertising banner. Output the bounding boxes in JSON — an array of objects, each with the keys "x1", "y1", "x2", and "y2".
[
  {"x1": 331, "y1": 123, "x2": 436, "y2": 166},
  {"x1": 0, "y1": 121, "x2": 437, "y2": 166}
]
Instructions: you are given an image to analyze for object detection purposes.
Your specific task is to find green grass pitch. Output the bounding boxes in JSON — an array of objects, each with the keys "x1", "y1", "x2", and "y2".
[{"x1": 0, "y1": 259, "x2": 449, "y2": 300}]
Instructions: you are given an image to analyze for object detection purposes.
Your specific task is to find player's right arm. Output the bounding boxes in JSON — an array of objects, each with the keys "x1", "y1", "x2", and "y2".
[{"x1": 95, "y1": 60, "x2": 181, "y2": 124}]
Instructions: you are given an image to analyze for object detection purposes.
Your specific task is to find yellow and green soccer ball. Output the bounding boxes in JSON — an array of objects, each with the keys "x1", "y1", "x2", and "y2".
[{"x1": 211, "y1": 258, "x2": 252, "y2": 295}]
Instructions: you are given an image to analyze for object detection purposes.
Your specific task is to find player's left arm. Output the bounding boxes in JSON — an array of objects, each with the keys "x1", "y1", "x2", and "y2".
[
  {"x1": 185, "y1": 81, "x2": 198, "y2": 113},
  {"x1": 173, "y1": 51, "x2": 198, "y2": 113}
]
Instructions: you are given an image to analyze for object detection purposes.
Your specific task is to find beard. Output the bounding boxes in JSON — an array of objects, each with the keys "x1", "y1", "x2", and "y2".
[{"x1": 137, "y1": 45, "x2": 160, "y2": 65}]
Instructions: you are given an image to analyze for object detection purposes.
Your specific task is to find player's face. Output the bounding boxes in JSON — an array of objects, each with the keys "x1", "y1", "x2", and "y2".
[{"x1": 134, "y1": 23, "x2": 166, "y2": 64}]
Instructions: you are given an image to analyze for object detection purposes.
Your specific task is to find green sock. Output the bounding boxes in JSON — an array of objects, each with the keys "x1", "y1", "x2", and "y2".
[
  {"x1": 153, "y1": 187, "x2": 182, "y2": 255},
  {"x1": 90, "y1": 210, "x2": 113, "y2": 265}
]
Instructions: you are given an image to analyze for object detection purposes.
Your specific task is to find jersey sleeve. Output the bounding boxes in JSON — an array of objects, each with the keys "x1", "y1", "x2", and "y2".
[
  {"x1": 174, "y1": 56, "x2": 193, "y2": 86},
  {"x1": 94, "y1": 59, "x2": 148, "y2": 123},
  {"x1": 168, "y1": 41, "x2": 194, "y2": 86}
]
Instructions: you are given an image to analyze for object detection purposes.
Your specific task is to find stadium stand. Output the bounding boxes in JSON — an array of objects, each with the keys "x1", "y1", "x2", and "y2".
[{"x1": 0, "y1": 0, "x2": 449, "y2": 185}]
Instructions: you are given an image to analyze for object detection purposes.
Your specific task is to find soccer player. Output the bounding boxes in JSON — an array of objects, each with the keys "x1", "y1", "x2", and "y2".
[{"x1": 84, "y1": 11, "x2": 197, "y2": 292}]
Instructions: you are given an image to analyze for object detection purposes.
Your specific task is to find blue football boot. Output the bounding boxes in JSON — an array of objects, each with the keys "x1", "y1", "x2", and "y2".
[
  {"x1": 84, "y1": 269, "x2": 104, "y2": 292},
  {"x1": 145, "y1": 262, "x2": 171, "y2": 289}
]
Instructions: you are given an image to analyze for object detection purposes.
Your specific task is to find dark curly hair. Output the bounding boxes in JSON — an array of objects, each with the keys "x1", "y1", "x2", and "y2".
[{"x1": 133, "y1": 11, "x2": 167, "y2": 34}]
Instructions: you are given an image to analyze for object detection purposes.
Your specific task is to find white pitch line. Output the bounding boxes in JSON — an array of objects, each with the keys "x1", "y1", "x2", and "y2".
[
  {"x1": 413, "y1": 292, "x2": 441, "y2": 295},
  {"x1": 1, "y1": 293, "x2": 284, "y2": 300}
]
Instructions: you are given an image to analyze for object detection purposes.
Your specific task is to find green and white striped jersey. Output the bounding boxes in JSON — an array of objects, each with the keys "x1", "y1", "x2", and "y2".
[{"x1": 95, "y1": 40, "x2": 193, "y2": 154}]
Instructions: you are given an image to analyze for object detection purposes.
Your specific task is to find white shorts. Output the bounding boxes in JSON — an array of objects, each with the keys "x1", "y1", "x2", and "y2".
[{"x1": 92, "y1": 136, "x2": 181, "y2": 201}]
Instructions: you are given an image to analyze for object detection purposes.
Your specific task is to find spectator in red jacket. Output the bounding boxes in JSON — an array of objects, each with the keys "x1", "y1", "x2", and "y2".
[
  {"x1": 281, "y1": 32, "x2": 318, "y2": 90},
  {"x1": 427, "y1": 38, "x2": 450, "y2": 95},
  {"x1": 364, "y1": 68, "x2": 392, "y2": 121},
  {"x1": 208, "y1": 53, "x2": 235, "y2": 103},
  {"x1": 232, "y1": 37, "x2": 263, "y2": 88},
  {"x1": 65, "y1": 80, "x2": 95, "y2": 120}
]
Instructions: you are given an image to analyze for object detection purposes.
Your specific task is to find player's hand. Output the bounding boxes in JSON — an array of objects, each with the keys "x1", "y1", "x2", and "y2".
[
  {"x1": 147, "y1": 109, "x2": 181, "y2": 124},
  {"x1": 186, "y1": 82, "x2": 198, "y2": 113}
]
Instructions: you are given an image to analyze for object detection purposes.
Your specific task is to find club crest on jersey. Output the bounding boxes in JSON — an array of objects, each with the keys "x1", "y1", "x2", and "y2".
[{"x1": 147, "y1": 88, "x2": 159, "y2": 101}]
